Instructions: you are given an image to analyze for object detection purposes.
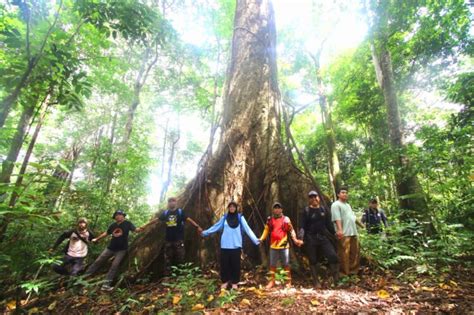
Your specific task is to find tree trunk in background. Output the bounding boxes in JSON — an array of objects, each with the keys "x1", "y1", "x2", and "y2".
[
  {"x1": 9, "y1": 105, "x2": 49, "y2": 209},
  {"x1": 122, "y1": 46, "x2": 159, "y2": 146},
  {"x1": 43, "y1": 142, "x2": 82, "y2": 210},
  {"x1": 0, "y1": 104, "x2": 35, "y2": 187},
  {"x1": 129, "y1": 0, "x2": 318, "y2": 276},
  {"x1": 319, "y1": 97, "x2": 341, "y2": 198},
  {"x1": 159, "y1": 128, "x2": 180, "y2": 203},
  {"x1": 370, "y1": 43, "x2": 431, "y2": 229},
  {"x1": 310, "y1": 52, "x2": 342, "y2": 198}
]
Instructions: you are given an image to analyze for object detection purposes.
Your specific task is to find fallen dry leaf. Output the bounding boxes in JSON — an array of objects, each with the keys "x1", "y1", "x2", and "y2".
[
  {"x1": 47, "y1": 301, "x2": 57, "y2": 311},
  {"x1": 6, "y1": 300, "x2": 16, "y2": 311},
  {"x1": 377, "y1": 289, "x2": 390, "y2": 299},
  {"x1": 218, "y1": 289, "x2": 227, "y2": 297},
  {"x1": 240, "y1": 298, "x2": 251, "y2": 306},
  {"x1": 192, "y1": 303, "x2": 205, "y2": 311},
  {"x1": 207, "y1": 294, "x2": 214, "y2": 302},
  {"x1": 439, "y1": 283, "x2": 451, "y2": 290},
  {"x1": 310, "y1": 299, "x2": 320, "y2": 306},
  {"x1": 172, "y1": 294, "x2": 181, "y2": 305}
]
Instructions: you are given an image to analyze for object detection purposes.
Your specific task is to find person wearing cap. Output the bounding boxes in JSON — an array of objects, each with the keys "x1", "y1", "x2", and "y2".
[
  {"x1": 85, "y1": 209, "x2": 152, "y2": 291},
  {"x1": 201, "y1": 201, "x2": 260, "y2": 290},
  {"x1": 158, "y1": 197, "x2": 203, "y2": 275},
  {"x1": 299, "y1": 191, "x2": 339, "y2": 287},
  {"x1": 49, "y1": 218, "x2": 94, "y2": 276},
  {"x1": 361, "y1": 199, "x2": 388, "y2": 235},
  {"x1": 331, "y1": 187, "x2": 364, "y2": 276},
  {"x1": 259, "y1": 202, "x2": 303, "y2": 289}
]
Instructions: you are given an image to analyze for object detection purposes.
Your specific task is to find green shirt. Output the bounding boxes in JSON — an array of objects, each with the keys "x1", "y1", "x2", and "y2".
[{"x1": 331, "y1": 200, "x2": 358, "y2": 236}]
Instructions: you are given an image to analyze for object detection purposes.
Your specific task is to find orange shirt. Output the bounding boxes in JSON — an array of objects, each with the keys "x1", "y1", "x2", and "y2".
[{"x1": 259, "y1": 216, "x2": 295, "y2": 249}]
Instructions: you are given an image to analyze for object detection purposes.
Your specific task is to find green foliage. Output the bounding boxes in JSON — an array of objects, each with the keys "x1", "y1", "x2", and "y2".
[
  {"x1": 360, "y1": 217, "x2": 474, "y2": 273},
  {"x1": 162, "y1": 263, "x2": 218, "y2": 311}
]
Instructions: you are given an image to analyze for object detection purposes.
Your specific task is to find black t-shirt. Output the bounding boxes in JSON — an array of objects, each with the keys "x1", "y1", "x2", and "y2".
[
  {"x1": 301, "y1": 206, "x2": 335, "y2": 236},
  {"x1": 159, "y1": 209, "x2": 188, "y2": 242},
  {"x1": 107, "y1": 220, "x2": 136, "y2": 251}
]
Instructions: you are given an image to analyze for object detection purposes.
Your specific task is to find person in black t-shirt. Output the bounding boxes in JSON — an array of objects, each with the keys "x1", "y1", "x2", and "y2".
[
  {"x1": 298, "y1": 191, "x2": 339, "y2": 287},
  {"x1": 85, "y1": 210, "x2": 152, "y2": 291},
  {"x1": 158, "y1": 197, "x2": 202, "y2": 275}
]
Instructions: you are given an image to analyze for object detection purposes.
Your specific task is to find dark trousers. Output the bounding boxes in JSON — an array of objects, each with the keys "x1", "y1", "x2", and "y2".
[
  {"x1": 85, "y1": 248, "x2": 127, "y2": 284},
  {"x1": 220, "y1": 248, "x2": 241, "y2": 284},
  {"x1": 305, "y1": 234, "x2": 338, "y2": 265},
  {"x1": 53, "y1": 255, "x2": 84, "y2": 276},
  {"x1": 164, "y1": 240, "x2": 185, "y2": 274}
]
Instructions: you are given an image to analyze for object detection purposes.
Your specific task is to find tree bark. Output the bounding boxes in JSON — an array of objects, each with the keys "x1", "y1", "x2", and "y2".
[
  {"x1": 128, "y1": 0, "x2": 317, "y2": 276},
  {"x1": 159, "y1": 128, "x2": 180, "y2": 203},
  {"x1": 0, "y1": 104, "x2": 36, "y2": 186},
  {"x1": 370, "y1": 42, "x2": 431, "y2": 226},
  {"x1": 309, "y1": 52, "x2": 342, "y2": 198},
  {"x1": 9, "y1": 105, "x2": 49, "y2": 209}
]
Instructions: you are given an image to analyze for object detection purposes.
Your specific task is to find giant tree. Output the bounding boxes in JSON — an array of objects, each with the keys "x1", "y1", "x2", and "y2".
[{"x1": 128, "y1": 0, "x2": 320, "y2": 274}]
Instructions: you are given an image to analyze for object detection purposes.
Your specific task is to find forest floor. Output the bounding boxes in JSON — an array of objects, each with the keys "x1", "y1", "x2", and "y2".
[{"x1": 2, "y1": 265, "x2": 473, "y2": 314}]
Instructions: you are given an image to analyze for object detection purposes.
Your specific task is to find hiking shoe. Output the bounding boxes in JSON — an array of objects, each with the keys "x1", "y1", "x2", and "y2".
[
  {"x1": 101, "y1": 284, "x2": 114, "y2": 291},
  {"x1": 221, "y1": 282, "x2": 230, "y2": 290}
]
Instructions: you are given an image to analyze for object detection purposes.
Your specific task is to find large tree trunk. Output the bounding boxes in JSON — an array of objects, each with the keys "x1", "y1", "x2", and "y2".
[{"x1": 128, "y1": 0, "x2": 319, "y2": 276}]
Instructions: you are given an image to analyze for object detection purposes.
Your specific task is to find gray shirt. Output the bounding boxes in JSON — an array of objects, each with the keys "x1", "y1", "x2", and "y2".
[{"x1": 331, "y1": 200, "x2": 358, "y2": 236}]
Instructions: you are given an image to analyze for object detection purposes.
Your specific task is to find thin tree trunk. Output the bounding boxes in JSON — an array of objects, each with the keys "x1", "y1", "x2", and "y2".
[
  {"x1": 310, "y1": 52, "x2": 342, "y2": 197},
  {"x1": 0, "y1": 0, "x2": 63, "y2": 129},
  {"x1": 0, "y1": 104, "x2": 36, "y2": 186},
  {"x1": 9, "y1": 105, "x2": 49, "y2": 208},
  {"x1": 159, "y1": 128, "x2": 180, "y2": 202},
  {"x1": 122, "y1": 45, "x2": 160, "y2": 146},
  {"x1": 370, "y1": 40, "x2": 431, "y2": 229}
]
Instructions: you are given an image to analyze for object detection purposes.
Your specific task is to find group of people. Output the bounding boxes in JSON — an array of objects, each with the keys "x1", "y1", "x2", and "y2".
[{"x1": 50, "y1": 188, "x2": 388, "y2": 291}]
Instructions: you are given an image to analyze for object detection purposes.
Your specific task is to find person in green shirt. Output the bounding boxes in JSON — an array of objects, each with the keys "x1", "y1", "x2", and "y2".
[{"x1": 331, "y1": 187, "x2": 364, "y2": 276}]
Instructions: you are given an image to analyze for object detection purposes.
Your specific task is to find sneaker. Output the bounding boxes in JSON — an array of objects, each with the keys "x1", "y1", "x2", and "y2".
[{"x1": 101, "y1": 284, "x2": 114, "y2": 291}]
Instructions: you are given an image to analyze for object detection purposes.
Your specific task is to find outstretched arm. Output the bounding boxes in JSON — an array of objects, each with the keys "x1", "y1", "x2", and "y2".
[
  {"x1": 186, "y1": 217, "x2": 203, "y2": 234},
  {"x1": 136, "y1": 218, "x2": 159, "y2": 233},
  {"x1": 259, "y1": 224, "x2": 269, "y2": 242},
  {"x1": 241, "y1": 216, "x2": 260, "y2": 246},
  {"x1": 50, "y1": 231, "x2": 71, "y2": 251},
  {"x1": 288, "y1": 221, "x2": 303, "y2": 246},
  {"x1": 92, "y1": 231, "x2": 108, "y2": 243},
  {"x1": 202, "y1": 217, "x2": 224, "y2": 237}
]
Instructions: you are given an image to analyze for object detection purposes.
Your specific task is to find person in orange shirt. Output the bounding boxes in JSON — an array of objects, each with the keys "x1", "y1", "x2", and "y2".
[{"x1": 259, "y1": 202, "x2": 303, "y2": 289}]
